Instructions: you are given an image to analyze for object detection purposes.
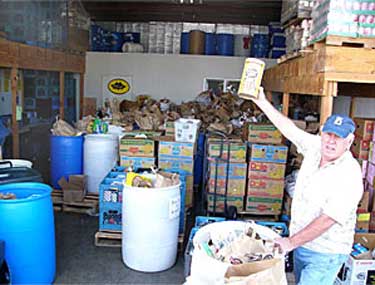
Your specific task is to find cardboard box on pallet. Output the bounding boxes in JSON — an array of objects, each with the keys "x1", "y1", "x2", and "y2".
[
  {"x1": 158, "y1": 137, "x2": 195, "y2": 159},
  {"x1": 356, "y1": 213, "x2": 370, "y2": 233},
  {"x1": 158, "y1": 156, "x2": 194, "y2": 174},
  {"x1": 354, "y1": 118, "x2": 375, "y2": 141},
  {"x1": 207, "y1": 194, "x2": 244, "y2": 213},
  {"x1": 120, "y1": 156, "x2": 156, "y2": 169},
  {"x1": 208, "y1": 176, "x2": 246, "y2": 197},
  {"x1": 351, "y1": 138, "x2": 370, "y2": 160},
  {"x1": 58, "y1": 175, "x2": 87, "y2": 203},
  {"x1": 248, "y1": 178, "x2": 284, "y2": 198},
  {"x1": 250, "y1": 144, "x2": 288, "y2": 164},
  {"x1": 209, "y1": 162, "x2": 248, "y2": 178},
  {"x1": 243, "y1": 123, "x2": 282, "y2": 144},
  {"x1": 335, "y1": 233, "x2": 375, "y2": 285},
  {"x1": 357, "y1": 191, "x2": 370, "y2": 213},
  {"x1": 207, "y1": 139, "x2": 247, "y2": 163},
  {"x1": 248, "y1": 161, "x2": 286, "y2": 180},
  {"x1": 245, "y1": 196, "x2": 282, "y2": 215},
  {"x1": 366, "y1": 162, "x2": 375, "y2": 186}
]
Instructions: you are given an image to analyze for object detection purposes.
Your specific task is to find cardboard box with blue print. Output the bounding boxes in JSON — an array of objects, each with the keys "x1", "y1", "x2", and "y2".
[
  {"x1": 247, "y1": 178, "x2": 284, "y2": 198},
  {"x1": 120, "y1": 156, "x2": 156, "y2": 169},
  {"x1": 207, "y1": 194, "x2": 244, "y2": 213},
  {"x1": 243, "y1": 123, "x2": 282, "y2": 144},
  {"x1": 119, "y1": 137, "x2": 155, "y2": 157},
  {"x1": 335, "y1": 233, "x2": 375, "y2": 285},
  {"x1": 158, "y1": 156, "x2": 194, "y2": 174},
  {"x1": 248, "y1": 161, "x2": 286, "y2": 180},
  {"x1": 250, "y1": 144, "x2": 288, "y2": 164},
  {"x1": 158, "y1": 137, "x2": 195, "y2": 159},
  {"x1": 207, "y1": 138, "x2": 247, "y2": 163}
]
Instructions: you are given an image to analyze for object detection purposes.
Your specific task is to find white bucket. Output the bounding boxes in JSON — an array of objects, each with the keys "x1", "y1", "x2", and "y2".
[
  {"x1": 84, "y1": 134, "x2": 118, "y2": 194},
  {"x1": 122, "y1": 175, "x2": 181, "y2": 272}
]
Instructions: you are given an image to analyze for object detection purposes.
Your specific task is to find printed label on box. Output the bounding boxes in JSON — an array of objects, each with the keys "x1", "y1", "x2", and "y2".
[
  {"x1": 248, "y1": 179, "x2": 284, "y2": 198},
  {"x1": 159, "y1": 140, "x2": 195, "y2": 158},
  {"x1": 119, "y1": 138, "x2": 155, "y2": 157},
  {"x1": 208, "y1": 141, "x2": 247, "y2": 162},
  {"x1": 207, "y1": 194, "x2": 244, "y2": 213},
  {"x1": 244, "y1": 123, "x2": 282, "y2": 144},
  {"x1": 248, "y1": 161, "x2": 286, "y2": 180},
  {"x1": 209, "y1": 162, "x2": 247, "y2": 178},
  {"x1": 250, "y1": 144, "x2": 288, "y2": 164}
]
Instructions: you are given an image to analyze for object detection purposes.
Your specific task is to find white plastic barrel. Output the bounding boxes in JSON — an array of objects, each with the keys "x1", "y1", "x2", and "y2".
[
  {"x1": 122, "y1": 175, "x2": 181, "y2": 272},
  {"x1": 84, "y1": 134, "x2": 118, "y2": 194}
]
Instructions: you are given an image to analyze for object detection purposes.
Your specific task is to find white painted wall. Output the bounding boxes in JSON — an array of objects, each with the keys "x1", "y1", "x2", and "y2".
[
  {"x1": 333, "y1": 96, "x2": 375, "y2": 118},
  {"x1": 84, "y1": 52, "x2": 276, "y2": 106}
]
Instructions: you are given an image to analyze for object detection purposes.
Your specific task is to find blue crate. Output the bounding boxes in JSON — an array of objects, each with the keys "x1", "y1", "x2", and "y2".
[
  {"x1": 255, "y1": 221, "x2": 289, "y2": 237},
  {"x1": 99, "y1": 203, "x2": 122, "y2": 232},
  {"x1": 195, "y1": 216, "x2": 225, "y2": 227}
]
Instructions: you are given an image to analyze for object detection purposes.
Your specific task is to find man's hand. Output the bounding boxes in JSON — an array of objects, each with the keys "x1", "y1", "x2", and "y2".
[
  {"x1": 250, "y1": 87, "x2": 267, "y2": 104},
  {"x1": 274, "y1": 237, "x2": 295, "y2": 254}
]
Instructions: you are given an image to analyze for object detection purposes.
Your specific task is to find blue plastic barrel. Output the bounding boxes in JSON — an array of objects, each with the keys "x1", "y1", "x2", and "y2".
[
  {"x1": 110, "y1": 32, "x2": 124, "y2": 52},
  {"x1": 180, "y1": 32, "x2": 189, "y2": 54},
  {"x1": 217, "y1": 33, "x2": 234, "y2": 56},
  {"x1": 205, "y1": 33, "x2": 216, "y2": 55},
  {"x1": 0, "y1": 183, "x2": 55, "y2": 283},
  {"x1": 50, "y1": 135, "x2": 83, "y2": 189},
  {"x1": 123, "y1": 32, "x2": 140, "y2": 44},
  {"x1": 194, "y1": 132, "x2": 205, "y2": 186}
]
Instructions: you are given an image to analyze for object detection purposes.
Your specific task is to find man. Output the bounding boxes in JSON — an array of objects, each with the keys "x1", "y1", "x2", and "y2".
[{"x1": 250, "y1": 88, "x2": 363, "y2": 285}]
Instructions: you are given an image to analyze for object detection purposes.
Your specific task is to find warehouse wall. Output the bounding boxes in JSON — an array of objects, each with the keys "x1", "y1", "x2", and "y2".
[
  {"x1": 84, "y1": 52, "x2": 277, "y2": 106},
  {"x1": 334, "y1": 96, "x2": 375, "y2": 118}
]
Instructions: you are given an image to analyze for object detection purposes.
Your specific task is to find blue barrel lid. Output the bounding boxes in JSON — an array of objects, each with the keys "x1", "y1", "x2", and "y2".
[{"x1": 0, "y1": 182, "x2": 52, "y2": 204}]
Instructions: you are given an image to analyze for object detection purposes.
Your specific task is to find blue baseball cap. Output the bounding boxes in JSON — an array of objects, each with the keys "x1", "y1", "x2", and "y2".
[{"x1": 322, "y1": 114, "x2": 356, "y2": 138}]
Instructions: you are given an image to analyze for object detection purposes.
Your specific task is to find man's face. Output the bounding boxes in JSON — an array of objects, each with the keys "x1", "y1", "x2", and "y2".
[{"x1": 321, "y1": 132, "x2": 351, "y2": 162}]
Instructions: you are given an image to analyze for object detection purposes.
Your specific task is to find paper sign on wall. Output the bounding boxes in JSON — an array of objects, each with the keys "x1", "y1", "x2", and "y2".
[{"x1": 102, "y1": 75, "x2": 133, "y2": 101}]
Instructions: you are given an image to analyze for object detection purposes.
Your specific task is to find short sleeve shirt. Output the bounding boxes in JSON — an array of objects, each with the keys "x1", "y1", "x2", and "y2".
[{"x1": 288, "y1": 130, "x2": 363, "y2": 254}]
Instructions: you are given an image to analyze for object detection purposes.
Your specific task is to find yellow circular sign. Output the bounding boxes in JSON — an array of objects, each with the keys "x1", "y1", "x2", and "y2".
[{"x1": 107, "y1": 78, "x2": 130, "y2": 95}]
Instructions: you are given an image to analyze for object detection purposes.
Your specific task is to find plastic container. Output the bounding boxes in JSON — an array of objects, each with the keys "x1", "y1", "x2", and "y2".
[
  {"x1": 122, "y1": 174, "x2": 181, "y2": 272},
  {"x1": 217, "y1": 33, "x2": 234, "y2": 56},
  {"x1": 180, "y1": 32, "x2": 189, "y2": 54},
  {"x1": 84, "y1": 134, "x2": 118, "y2": 194},
  {"x1": 50, "y1": 135, "x2": 83, "y2": 189},
  {"x1": 204, "y1": 33, "x2": 216, "y2": 55},
  {"x1": 0, "y1": 183, "x2": 55, "y2": 283},
  {"x1": 111, "y1": 32, "x2": 124, "y2": 52}
]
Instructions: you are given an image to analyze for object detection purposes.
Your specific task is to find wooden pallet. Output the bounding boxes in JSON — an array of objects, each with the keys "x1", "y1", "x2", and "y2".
[
  {"x1": 312, "y1": 35, "x2": 375, "y2": 49},
  {"x1": 277, "y1": 49, "x2": 313, "y2": 64},
  {"x1": 95, "y1": 231, "x2": 122, "y2": 247},
  {"x1": 51, "y1": 190, "x2": 98, "y2": 214}
]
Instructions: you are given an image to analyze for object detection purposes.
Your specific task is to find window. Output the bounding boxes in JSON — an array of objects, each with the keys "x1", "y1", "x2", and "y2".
[{"x1": 203, "y1": 78, "x2": 240, "y2": 94}]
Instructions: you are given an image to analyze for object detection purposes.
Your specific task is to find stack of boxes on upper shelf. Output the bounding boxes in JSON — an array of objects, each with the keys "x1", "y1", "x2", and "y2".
[{"x1": 351, "y1": 118, "x2": 375, "y2": 233}]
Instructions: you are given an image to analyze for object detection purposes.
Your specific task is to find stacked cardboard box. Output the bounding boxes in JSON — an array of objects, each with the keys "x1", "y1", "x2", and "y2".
[
  {"x1": 158, "y1": 137, "x2": 195, "y2": 208},
  {"x1": 352, "y1": 118, "x2": 375, "y2": 232},
  {"x1": 244, "y1": 123, "x2": 287, "y2": 215},
  {"x1": 119, "y1": 131, "x2": 161, "y2": 169},
  {"x1": 206, "y1": 137, "x2": 247, "y2": 214}
]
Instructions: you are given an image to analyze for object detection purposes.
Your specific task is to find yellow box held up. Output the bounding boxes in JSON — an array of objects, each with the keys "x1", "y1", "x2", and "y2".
[{"x1": 238, "y1": 58, "x2": 265, "y2": 100}]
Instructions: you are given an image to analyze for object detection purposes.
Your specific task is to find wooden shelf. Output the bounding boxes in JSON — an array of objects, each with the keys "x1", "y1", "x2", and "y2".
[
  {"x1": 0, "y1": 38, "x2": 85, "y2": 73},
  {"x1": 262, "y1": 44, "x2": 375, "y2": 124}
]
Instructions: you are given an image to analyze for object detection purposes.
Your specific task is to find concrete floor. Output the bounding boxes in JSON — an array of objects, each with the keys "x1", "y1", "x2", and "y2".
[{"x1": 54, "y1": 212, "x2": 295, "y2": 284}]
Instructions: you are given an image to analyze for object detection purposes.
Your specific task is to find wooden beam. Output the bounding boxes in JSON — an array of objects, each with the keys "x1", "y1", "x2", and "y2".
[
  {"x1": 282, "y1": 92, "x2": 290, "y2": 116},
  {"x1": 79, "y1": 73, "x2": 84, "y2": 119},
  {"x1": 11, "y1": 67, "x2": 19, "y2": 158},
  {"x1": 320, "y1": 95, "x2": 333, "y2": 125},
  {"x1": 59, "y1": 72, "x2": 65, "y2": 120}
]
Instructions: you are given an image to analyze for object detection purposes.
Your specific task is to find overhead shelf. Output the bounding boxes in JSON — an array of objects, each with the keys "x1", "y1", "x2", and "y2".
[{"x1": 262, "y1": 43, "x2": 375, "y2": 124}]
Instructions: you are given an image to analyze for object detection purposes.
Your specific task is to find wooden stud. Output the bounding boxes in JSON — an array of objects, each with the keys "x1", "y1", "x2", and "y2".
[
  {"x1": 320, "y1": 95, "x2": 334, "y2": 125},
  {"x1": 282, "y1": 92, "x2": 290, "y2": 116},
  {"x1": 79, "y1": 73, "x2": 84, "y2": 119},
  {"x1": 59, "y1": 71, "x2": 65, "y2": 120},
  {"x1": 349, "y1": 97, "x2": 356, "y2": 118},
  {"x1": 11, "y1": 67, "x2": 19, "y2": 158}
]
